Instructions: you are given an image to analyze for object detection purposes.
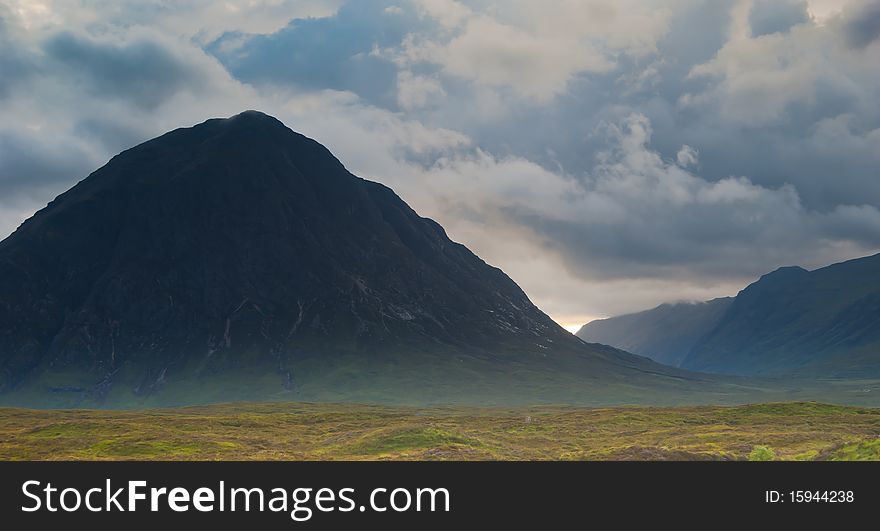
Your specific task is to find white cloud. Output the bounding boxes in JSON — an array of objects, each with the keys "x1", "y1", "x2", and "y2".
[
  {"x1": 808, "y1": 0, "x2": 847, "y2": 22},
  {"x1": 686, "y1": 27, "x2": 823, "y2": 124},
  {"x1": 676, "y1": 145, "x2": 699, "y2": 167},
  {"x1": 437, "y1": 15, "x2": 611, "y2": 101},
  {"x1": 684, "y1": 1, "x2": 880, "y2": 125},
  {"x1": 501, "y1": 0, "x2": 673, "y2": 57},
  {"x1": 396, "y1": 0, "x2": 671, "y2": 101},
  {"x1": 414, "y1": 0, "x2": 471, "y2": 29},
  {"x1": 396, "y1": 70, "x2": 446, "y2": 110}
]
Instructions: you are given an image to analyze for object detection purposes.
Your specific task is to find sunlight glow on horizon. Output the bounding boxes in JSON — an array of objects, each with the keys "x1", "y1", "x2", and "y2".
[{"x1": 561, "y1": 321, "x2": 596, "y2": 334}]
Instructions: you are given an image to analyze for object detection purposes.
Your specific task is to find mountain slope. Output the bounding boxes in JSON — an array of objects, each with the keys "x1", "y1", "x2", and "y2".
[
  {"x1": 576, "y1": 298, "x2": 733, "y2": 367},
  {"x1": 682, "y1": 257, "x2": 880, "y2": 376},
  {"x1": 578, "y1": 254, "x2": 880, "y2": 377},
  {"x1": 0, "y1": 111, "x2": 723, "y2": 407}
]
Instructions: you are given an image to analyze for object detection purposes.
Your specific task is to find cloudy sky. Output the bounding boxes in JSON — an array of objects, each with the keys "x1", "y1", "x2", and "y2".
[{"x1": 1, "y1": 0, "x2": 879, "y2": 331}]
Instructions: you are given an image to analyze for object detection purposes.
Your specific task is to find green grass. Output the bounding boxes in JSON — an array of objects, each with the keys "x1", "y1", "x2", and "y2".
[
  {"x1": 748, "y1": 446, "x2": 776, "y2": 461},
  {"x1": 347, "y1": 427, "x2": 481, "y2": 456},
  {"x1": 829, "y1": 439, "x2": 880, "y2": 461},
  {"x1": 1, "y1": 401, "x2": 879, "y2": 461},
  {"x1": 87, "y1": 439, "x2": 208, "y2": 458}
]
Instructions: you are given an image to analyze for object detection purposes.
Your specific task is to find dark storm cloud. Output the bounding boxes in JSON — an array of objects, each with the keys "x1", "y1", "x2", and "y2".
[
  {"x1": 0, "y1": 12, "x2": 33, "y2": 99},
  {"x1": 71, "y1": 118, "x2": 156, "y2": 156},
  {"x1": 511, "y1": 195, "x2": 880, "y2": 282},
  {"x1": 749, "y1": 0, "x2": 810, "y2": 37},
  {"x1": 0, "y1": 131, "x2": 95, "y2": 204},
  {"x1": 487, "y1": 112, "x2": 880, "y2": 283},
  {"x1": 44, "y1": 32, "x2": 211, "y2": 110},
  {"x1": 842, "y1": 0, "x2": 880, "y2": 47},
  {"x1": 0, "y1": 16, "x2": 243, "y2": 229}
]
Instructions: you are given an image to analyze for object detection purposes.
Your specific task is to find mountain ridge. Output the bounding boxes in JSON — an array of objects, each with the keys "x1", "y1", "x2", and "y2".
[
  {"x1": 683, "y1": 253, "x2": 880, "y2": 376},
  {"x1": 576, "y1": 297, "x2": 733, "y2": 367},
  {"x1": 577, "y1": 254, "x2": 880, "y2": 377}
]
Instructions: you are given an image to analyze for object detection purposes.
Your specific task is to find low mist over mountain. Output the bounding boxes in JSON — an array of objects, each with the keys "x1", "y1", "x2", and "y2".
[
  {"x1": 579, "y1": 255, "x2": 880, "y2": 377},
  {"x1": 0, "y1": 111, "x2": 733, "y2": 407},
  {"x1": 576, "y1": 298, "x2": 732, "y2": 367}
]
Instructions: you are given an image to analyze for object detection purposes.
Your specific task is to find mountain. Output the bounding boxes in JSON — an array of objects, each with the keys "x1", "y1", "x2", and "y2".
[
  {"x1": 0, "y1": 110, "x2": 722, "y2": 407},
  {"x1": 682, "y1": 257, "x2": 880, "y2": 376},
  {"x1": 577, "y1": 255, "x2": 880, "y2": 377},
  {"x1": 576, "y1": 298, "x2": 733, "y2": 367}
]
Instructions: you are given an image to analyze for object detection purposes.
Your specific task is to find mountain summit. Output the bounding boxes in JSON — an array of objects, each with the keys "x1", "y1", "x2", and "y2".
[{"x1": 0, "y1": 111, "x2": 713, "y2": 406}]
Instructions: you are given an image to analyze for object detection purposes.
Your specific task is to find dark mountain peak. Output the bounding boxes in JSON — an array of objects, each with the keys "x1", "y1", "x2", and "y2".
[
  {"x1": 781, "y1": 266, "x2": 807, "y2": 273},
  {"x1": 2, "y1": 112, "x2": 690, "y2": 407},
  {"x1": 206, "y1": 109, "x2": 294, "y2": 137},
  {"x1": 740, "y1": 265, "x2": 809, "y2": 297},
  {"x1": 121, "y1": 110, "x2": 332, "y2": 168},
  {"x1": 760, "y1": 265, "x2": 808, "y2": 281},
  {"x1": 230, "y1": 109, "x2": 278, "y2": 122},
  {"x1": 206, "y1": 109, "x2": 287, "y2": 129}
]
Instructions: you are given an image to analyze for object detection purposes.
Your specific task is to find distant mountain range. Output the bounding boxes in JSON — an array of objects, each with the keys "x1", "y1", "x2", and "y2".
[
  {"x1": 578, "y1": 255, "x2": 880, "y2": 376},
  {"x1": 575, "y1": 298, "x2": 733, "y2": 368},
  {"x1": 0, "y1": 110, "x2": 728, "y2": 407}
]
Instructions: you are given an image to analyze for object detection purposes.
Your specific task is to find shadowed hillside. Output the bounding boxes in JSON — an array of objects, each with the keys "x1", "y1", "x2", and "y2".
[
  {"x1": 684, "y1": 258, "x2": 880, "y2": 376},
  {"x1": 0, "y1": 111, "x2": 728, "y2": 408}
]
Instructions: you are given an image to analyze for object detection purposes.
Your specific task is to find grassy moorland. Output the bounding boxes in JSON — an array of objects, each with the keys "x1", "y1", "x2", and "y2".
[{"x1": 1, "y1": 402, "x2": 878, "y2": 461}]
